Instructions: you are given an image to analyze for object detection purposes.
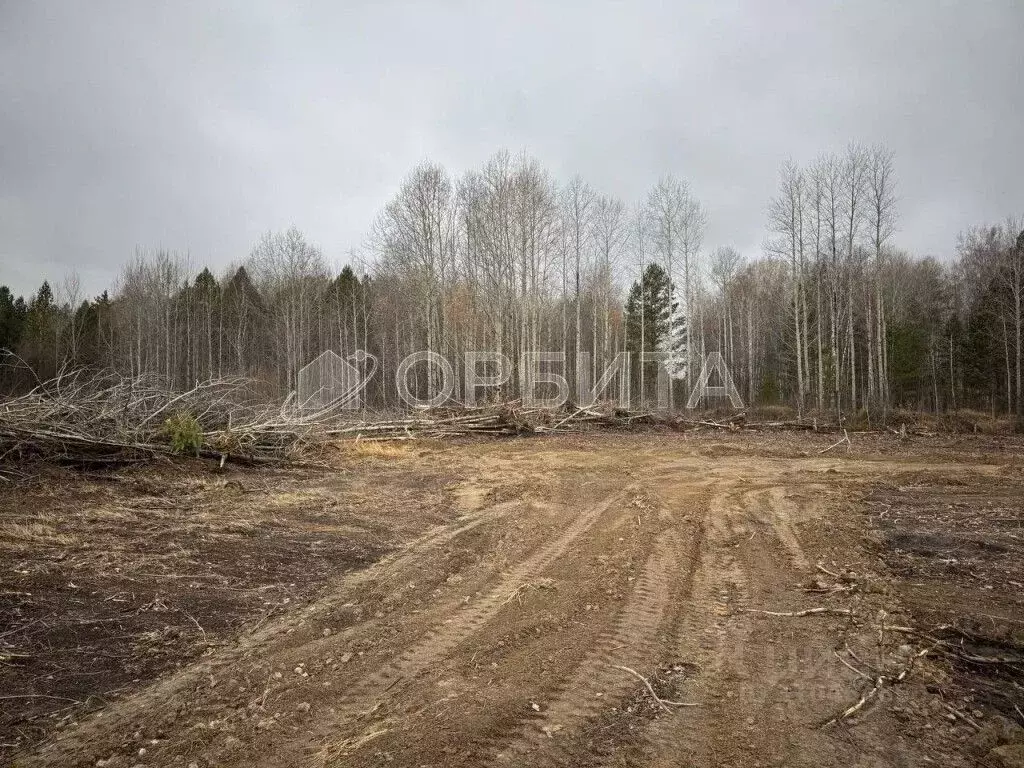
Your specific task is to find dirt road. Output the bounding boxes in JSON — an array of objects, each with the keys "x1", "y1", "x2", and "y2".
[{"x1": 8, "y1": 434, "x2": 1024, "y2": 767}]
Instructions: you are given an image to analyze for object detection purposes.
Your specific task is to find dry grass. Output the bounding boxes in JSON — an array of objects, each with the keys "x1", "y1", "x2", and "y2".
[
  {"x1": 0, "y1": 455, "x2": 447, "y2": 760},
  {"x1": 333, "y1": 440, "x2": 413, "y2": 460},
  {"x1": 0, "y1": 521, "x2": 76, "y2": 548},
  {"x1": 883, "y1": 407, "x2": 1018, "y2": 434}
]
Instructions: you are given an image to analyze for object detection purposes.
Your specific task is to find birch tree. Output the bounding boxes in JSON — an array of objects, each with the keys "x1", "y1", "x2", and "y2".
[
  {"x1": 865, "y1": 145, "x2": 898, "y2": 413},
  {"x1": 561, "y1": 176, "x2": 595, "y2": 392},
  {"x1": 592, "y1": 194, "x2": 627, "y2": 374},
  {"x1": 768, "y1": 161, "x2": 808, "y2": 414}
]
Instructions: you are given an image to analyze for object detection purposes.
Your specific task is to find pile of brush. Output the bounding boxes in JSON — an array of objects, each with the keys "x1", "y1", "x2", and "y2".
[
  {"x1": 0, "y1": 369, "x2": 659, "y2": 467},
  {"x1": 0, "y1": 368, "x2": 283, "y2": 465}
]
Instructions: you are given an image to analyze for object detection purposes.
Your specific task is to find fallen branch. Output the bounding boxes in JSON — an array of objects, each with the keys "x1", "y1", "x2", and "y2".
[
  {"x1": 816, "y1": 563, "x2": 842, "y2": 580},
  {"x1": 943, "y1": 703, "x2": 982, "y2": 730},
  {"x1": 740, "y1": 607, "x2": 854, "y2": 618},
  {"x1": 819, "y1": 429, "x2": 851, "y2": 455},
  {"x1": 882, "y1": 624, "x2": 1024, "y2": 665},
  {"x1": 609, "y1": 664, "x2": 699, "y2": 711},
  {"x1": 834, "y1": 650, "x2": 873, "y2": 681},
  {"x1": 822, "y1": 643, "x2": 936, "y2": 728},
  {"x1": 821, "y1": 676, "x2": 884, "y2": 727}
]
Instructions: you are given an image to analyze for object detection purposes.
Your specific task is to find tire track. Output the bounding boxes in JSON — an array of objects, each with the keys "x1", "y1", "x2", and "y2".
[
  {"x1": 491, "y1": 527, "x2": 682, "y2": 766},
  {"x1": 319, "y1": 492, "x2": 626, "y2": 762},
  {"x1": 641, "y1": 482, "x2": 826, "y2": 767},
  {"x1": 760, "y1": 486, "x2": 811, "y2": 571},
  {"x1": 325, "y1": 499, "x2": 523, "y2": 605},
  {"x1": 639, "y1": 484, "x2": 756, "y2": 768},
  {"x1": 374, "y1": 499, "x2": 522, "y2": 576}
]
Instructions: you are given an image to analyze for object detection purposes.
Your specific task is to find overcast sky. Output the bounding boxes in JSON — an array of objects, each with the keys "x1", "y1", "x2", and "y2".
[{"x1": 1, "y1": 1, "x2": 1021, "y2": 299}]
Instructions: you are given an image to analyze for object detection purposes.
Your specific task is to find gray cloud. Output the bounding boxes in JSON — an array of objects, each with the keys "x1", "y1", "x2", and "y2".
[{"x1": 1, "y1": 0, "x2": 1022, "y2": 298}]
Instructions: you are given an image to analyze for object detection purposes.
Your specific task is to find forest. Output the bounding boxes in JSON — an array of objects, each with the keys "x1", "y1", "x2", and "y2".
[{"x1": 1, "y1": 145, "x2": 1022, "y2": 423}]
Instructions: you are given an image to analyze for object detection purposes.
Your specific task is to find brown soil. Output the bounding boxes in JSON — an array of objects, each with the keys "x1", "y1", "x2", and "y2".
[{"x1": 2, "y1": 432, "x2": 1023, "y2": 767}]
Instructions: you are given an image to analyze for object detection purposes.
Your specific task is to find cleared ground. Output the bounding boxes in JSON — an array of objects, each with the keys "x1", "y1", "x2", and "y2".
[{"x1": 2, "y1": 432, "x2": 1023, "y2": 767}]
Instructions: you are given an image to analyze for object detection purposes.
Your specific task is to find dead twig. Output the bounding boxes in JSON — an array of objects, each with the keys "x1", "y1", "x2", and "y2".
[
  {"x1": 943, "y1": 704, "x2": 982, "y2": 730},
  {"x1": 822, "y1": 676, "x2": 884, "y2": 727},
  {"x1": 609, "y1": 664, "x2": 699, "y2": 711},
  {"x1": 325, "y1": 726, "x2": 391, "y2": 756},
  {"x1": 882, "y1": 624, "x2": 1024, "y2": 665},
  {"x1": 183, "y1": 612, "x2": 208, "y2": 644},
  {"x1": 822, "y1": 643, "x2": 936, "y2": 728},
  {"x1": 844, "y1": 643, "x2": 875, "y2": 676},
  {"x1": 0, "y1": 694, "x2": 83, "y2": 703},
  {"x1": 816, "y1": 563, "x2": 842, "y2": 580},
  {"x1": 501, "y1": 578, "x2": 556, "y2": 606},
  {"x1": 819, "y1": 429, "x2": 851, "y2": 455},
  {"x1": 740, "y1": 607, "x2": 854, "y2": 618},
  {"x1": 834, "y1": 650, "x2": 873, "y2": 681}
]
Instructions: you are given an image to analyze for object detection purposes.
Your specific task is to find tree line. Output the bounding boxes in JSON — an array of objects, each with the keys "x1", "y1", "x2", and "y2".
[{"x1": 1, "y1": 148, "x2": 1021, "y2": 420}]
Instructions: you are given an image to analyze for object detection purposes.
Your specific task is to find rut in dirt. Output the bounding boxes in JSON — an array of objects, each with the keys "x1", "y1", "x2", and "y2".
[
  {"x1": 314, "y1": 492, "x2": 629, "y2": 763},
  {"x1": 12, "y1": 437, "x2": 1019, "y2": 768}
]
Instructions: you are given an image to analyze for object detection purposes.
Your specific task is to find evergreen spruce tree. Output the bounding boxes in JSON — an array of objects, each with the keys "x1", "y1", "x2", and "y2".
[{"x1": 625, "y1": 263, "x2": 686, "y2": 401}]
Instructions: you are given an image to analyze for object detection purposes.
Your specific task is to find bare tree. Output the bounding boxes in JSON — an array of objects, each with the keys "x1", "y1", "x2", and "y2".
[
  {"x1": 768, "y1": 161, "x2": 808, "y2": 415},
  {"x1": 631, "y1": 202, "x2": 649, "y2": 402},
  {"x1": 841, "y1": 143, "x2": 868, "y2": 412},
  {"x1": 865, "y1": 145, "x2": 898, "y2": 413},
  {"x1": 592, "y1": 194, "x2": 627, "y2": 375},
  {"x1": 58, "y1": 271, "x2": 83, "y2": 365},
  {"x1": 709, "y1": 246, "x2": 743, "y2": 371},
  {"x1": 371, "y1": 163, "x2": 457, "y2": 398},
  {"x1": 561, "y1": 176, "x2": 595, "y2": 393},
  {"x1": 249, "y1": 227, "x2": 327, "y2": 391},
  {"x1": 646, "y1": 176, "x2": 705, "y2": 397}
]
